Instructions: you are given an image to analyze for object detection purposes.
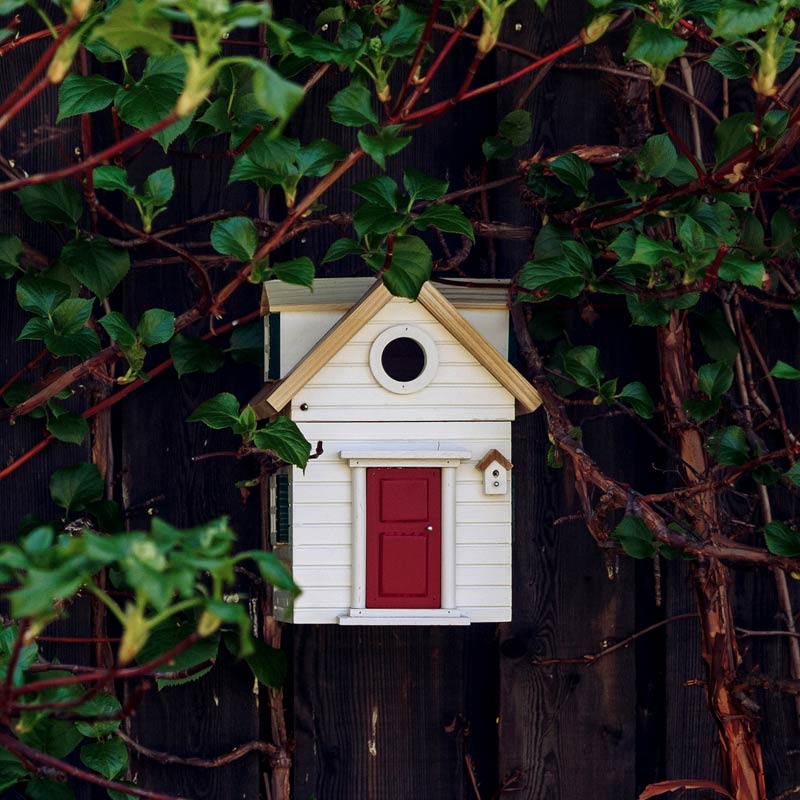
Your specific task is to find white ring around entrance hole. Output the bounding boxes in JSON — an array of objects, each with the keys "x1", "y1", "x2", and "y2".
[{"x1": 369, "y1": 325, "x2": 439, "y2": 394}]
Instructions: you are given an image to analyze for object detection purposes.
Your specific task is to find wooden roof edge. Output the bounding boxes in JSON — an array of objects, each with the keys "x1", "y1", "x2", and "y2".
[
  {"x1": 248, "y1": 279, "x2": 394, "y2": 420},
  {"x1": 475, "y1": 448, "x2": 514, "y2": 472},
  {"x1": 416, "y1": 282, "x2": 542, "y2": 415}
]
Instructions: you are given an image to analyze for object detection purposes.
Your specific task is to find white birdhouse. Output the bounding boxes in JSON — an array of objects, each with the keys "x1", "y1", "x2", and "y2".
[
  {"x1": 251, "y1": 278, "x2": 541, "y2": 626},
  {"x1": 477, "y1": 449, "x2": 513, "y2": 495}
]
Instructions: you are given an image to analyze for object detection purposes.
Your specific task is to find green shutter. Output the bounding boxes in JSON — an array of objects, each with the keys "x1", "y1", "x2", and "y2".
[{"x1": 274, "y1": 472, "x2": 291, "y2": 544}]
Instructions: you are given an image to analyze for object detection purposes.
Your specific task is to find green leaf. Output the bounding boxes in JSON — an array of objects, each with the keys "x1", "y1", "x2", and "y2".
[
  {"x1": 229, "y1": 321, "x2": 264, "y2": 365},
  {"x1": 563, "y1": 345, "x2": 602, "y2": 388},
  {"x1": 498, "y1": 109, "x2": 532, "y2": 146},
  {"x1": 271, "y1": 257, "x2": 315, "y2": 288},
  {"x1": 16, "y1": 180, "x2": 82, "y2": 226},
  {"x1": 47, "y1": 410, "x2": 89, "y2": 445},
  {"x1": 93, "y1": 165, "x2": 135, "y2": 195},
  {"x1": 357, "y1": 125, "x2": 412, "y2": 170},
  {"x1": 253, "y1": 416, "x2": 312, "y2": 469},
  {"x1": 250, "y1": 59, "x2": 304, "y2": 121},
  {"x1": 612, "y1": 515, "x2": 656, "y2": 559},
  {"x1": 57, "y1": 73, "x2": 119, "y2": 121},
  {"x1": 249, "y1": 550, "x2": 300, "y2": 593},
  {"x1": 482, "y1": 135, "x2": 514, "y2": 161},
  {"x1": 707, "y1": 43, "x2": 751, "y2": 79},
  {"x1": 637, "y1": 133, "x2": 678, "y2": 178},
  {"x1": 382, "y1": 235, "x2": 432, "y2": 300},
  {"x1": 713, "y1": 113, "x2": 754, "y2": 167},
  {"x1": 0, "y1": 750, "x2": 27, "y2": 793},
  {"x1": 16, "y1": 275, "x2": 70, "y2": 317},
  {"x1": 211, "y1": 216, "x2": 259, "y2": 261},
  {"x1": 764, "y1": 521, "x2": 800, "y2": 558},
  {"x1": 549, "y1": 152, "x2": 593, "y2": 197},
  {"x1": 328, "y1": 82, "x2": 378, "y2": 127},
  {"x1": 60, "y1": 236, "x2": 130, "y2": 300},
  {"x1": 137, "y1": 308, "x2": 175, "y2": 346},
  {"x1": 74, "y1": 693, "x2": 123, "y2": 737},
  {"x1": 45, "y1": 328, "x2": 101, "y2": 359},
  {"x1": 694, "y1": 310, "x2": 739, "y2": 365},
  {"x1": 351, "y1": 175, "x2": 399, "y2": 209},
  {"x1": 136, "y1": 618, "x2": 219, "y2": 689},
  {"x1": 245, "y1": 637, "x2": 288, "y2": 688},
  {"x1": 296, "y1": 139, "x2": 346, "y2": 177},
  {"x1": 91, "y1": 0, "x2": 175, "y2": 55},
  {"x1": 625, "y1": 20, "x2": 687, "y2": 82},
  {"x1": 52, "y1": 297, "x2": 94, "y2": 334},
  {"x1": 413, "y1": 204, "x2": 474, "y2": 241},
  {"x1": 403, "y1": 168, "x2": 448, "y2": 202},
  {"x1": 697, "y1": 361, "x2": 734, "y2": 399},
  {"x1": 0, "y1": 233, "x2": 23, "y2": 278},
  {"x1": 718, "y1": 253, "x2": 764, "y2": 287},
  {"x1": 617, "y1": 382, "x2": 655, "y2": 418},
  {"x1": 25, "y1": 778, "x2": 75, "y2": 800},
  {"x1": 786, "y1": 461, "x2": 800, "y2": 487},
  {"x1": 708, "y1": 425, "x2": 749, "y2": 465},
  {"x1": 50, "y1": 463, "x2": 104, "y2": 511},
  {"x1": 713, "y1": 0, "x2": 777, "y2": 39},
  {"x1": 142, "y1": 166, "x2": 175, "y2": 207},
  {"x1": 381, "y1": 5, "x2": 426, "y2": 57},
  {"x1": 114, "y1": 56, "x2": 192, "y2": 151},
  {"x1": 80, "y1": 737, "x2": 128, "y2": 780},
  {"x1": 188, "y1": 392, "x2": 241, "y2": 430},
  {"x1": 100, "y1": 312, "x2": 137, "y2": 348},
  {"x1": 322, "y1": 238, "x2": 364, "y2": 263},
  {"x1": 169, "y1": 334, "x2": 224, "y2": 377},
  {"x1": 770, "y1": 360, "x2": 800, "y2": 380},
  {"x1": 353, "y1": 203, "x2": 404, "y2": 238}
]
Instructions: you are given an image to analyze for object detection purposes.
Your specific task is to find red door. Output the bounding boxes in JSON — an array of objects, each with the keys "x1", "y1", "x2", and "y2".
[{"x1": 366, "y1": 468, "x2": 441, "y2": 608}]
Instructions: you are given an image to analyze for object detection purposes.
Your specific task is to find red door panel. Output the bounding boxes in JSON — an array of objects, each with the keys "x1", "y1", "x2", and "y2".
[{"x1": 366, "y1": 467, "x2": 441, "y2": 609}]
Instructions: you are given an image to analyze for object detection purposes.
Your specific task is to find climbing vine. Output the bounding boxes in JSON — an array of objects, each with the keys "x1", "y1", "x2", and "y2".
[{"x1": 2, "y1": 0, "x2": 800, "y2": 798}]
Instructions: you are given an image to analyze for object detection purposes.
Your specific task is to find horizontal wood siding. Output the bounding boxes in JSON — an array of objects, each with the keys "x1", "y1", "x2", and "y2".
[
  {"x1": 288, "y1": 299, "x2": 515, "y2": 422},
  {"x1": 289, "y1": 420, "x2": 513, "y2": 623}
]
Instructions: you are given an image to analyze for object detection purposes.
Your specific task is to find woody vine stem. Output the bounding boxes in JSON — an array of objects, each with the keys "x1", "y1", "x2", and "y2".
[{"x1": 3, "y1": 1, "x2": 800, "y2": 799}]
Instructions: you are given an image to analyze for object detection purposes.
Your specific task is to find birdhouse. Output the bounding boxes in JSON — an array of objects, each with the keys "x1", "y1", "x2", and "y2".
[{"x1": 251, "y1": 278, "x2": 541, "y2": 625}]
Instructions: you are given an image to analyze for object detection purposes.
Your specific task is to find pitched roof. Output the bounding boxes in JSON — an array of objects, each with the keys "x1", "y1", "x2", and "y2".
[{"x1": 250, "y1": 279, "x2": 541, "y2": 419}]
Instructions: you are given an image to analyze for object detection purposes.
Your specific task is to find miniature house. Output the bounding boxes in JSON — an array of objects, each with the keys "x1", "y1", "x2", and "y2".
[{"x1": 252, "y1": 278, "x2": 541, "y2": 625}]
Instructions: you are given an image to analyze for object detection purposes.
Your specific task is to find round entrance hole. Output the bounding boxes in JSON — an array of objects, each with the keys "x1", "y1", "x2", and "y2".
[{"x1": 380, "y1": 336, "x2": 426, "y2": 382}]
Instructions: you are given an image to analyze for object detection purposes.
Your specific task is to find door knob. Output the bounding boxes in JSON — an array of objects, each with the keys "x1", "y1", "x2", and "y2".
[{"x1": 426, "y1": 525, "x2": 433, "y2": 531}]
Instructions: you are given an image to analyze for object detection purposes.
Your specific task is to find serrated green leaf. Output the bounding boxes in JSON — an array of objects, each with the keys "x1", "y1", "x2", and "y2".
[
  {"x1": 708, "y1": 425, "x2": 749, "y2": 465},
  {"x1": 612, "y1": 515, "x2": 656, "y2": 559},
  {"x1": 382, "y1": 235, "x2": 432, "y2": 300},
  {"x1": 351, "y1": 175, "x2": 399, "y2": 209},
  {"x1": 57, "y1": 73, "x2": 119, "y2": 121},
  {"x1": 60, "y1": 236, "x2": 130, "y2": 300},
  {"x1": 563, "y1": 345, "x2": 603, "y2": 388},
  {"x1": 770, "y1": 360, "x2": 800, "y2": 380},
  {"x1": 245, "y1": 637, "x2": 288, "y2": 688},
  {"x1": 74, "y1": 693, "x2": 122, "y2": 737},
  {"x1": 16, "y1": 180, "x2": 82, "y2": 226},
  {"x1": 253, "y1": 416, "x2": 312, "y2": 469},
  {"x1": 50, "y1": 463, "x2": 104, "y2": 511},
  {"x1": 16, "y1": 275, "x2": 70, "y2": 317},
  {"x1": 0, "y1": 233, "x2": 23, "y2": 278},
  {"x1": 137, "y1": 308, "x2": 175, "y2": 346},
  {"x1": 718, "y1": 253, "x2": 764, "y2": 287},
  {"x1": 80, "y1": 737, "x2": 128, "y2": 780},
  {"x1": 249, "y1": 59, "x2": 304, "y2": 121},
  {"x1": 271, "y1": 256, "x2": 315, "y2": 287},
  {"x1": 413, "y1": 204, "x2": 474, "y2": 241},
  {"x1": 707, "y1": 43, "x2": 751, "y2": 78},
  {"x1": 697, "y1": 361, "x2": 734, "y2": 399},
  {"x1": 142, "y1": 166, "x2": 174, "y2": 207},
  {"x1": 188, "y1": 392, "x2": 241, "y2": 430},
  {"x1": 637, "y1": 133, "x2": 678, "y2": 178},
  {"x1": 249, "y1": 550, "x2": 300, "y2": 593},
  {"x1": 322, "y1": 238, "x2": 364, "y2": 263},
  {"x1": 211, "y1": 216, "x2": 259, "y2": 261},
  {"x1": 92, "y1": 165, "x2": 135, "y2": 196},
  {"x1": 403, "y1": 168, "x2": 448, "y2": 202},
  {"x1": 713, "y1": 0, "x2": 777, "y2": 39},
  {"x1": 498, "y1": 109, "x2": 532, "y2": 146},
  {"x1": 549, "y1": 152, "x2": 593, "y2": 197},
  {"x1": 617, "y1": 381, "x2": 654, "y2": 418},
  {"x1": 47, "y1": 411, "x2": 89, "y2": 445},
  {"x1": 625, "y1": 20, "x2": 687, "y2": 82},
  {"x1": 328, "y1": 82, "x2": 378, "y2": 127},
  {"x1": 764, "y1": 520, "x2": 800, "y2": 557},
  {"x1": 358, "y1": 125, "x2": 411, "y2": 169},
  {"x1": 169, "y1": 334, "x2": 224, "y2": 377},
  {"x1": 100, "y1": 312, "x2": 137, "y2": 348}
]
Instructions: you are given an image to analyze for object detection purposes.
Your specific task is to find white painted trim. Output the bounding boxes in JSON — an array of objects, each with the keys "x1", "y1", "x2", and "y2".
[
  {"x1": 368, "y1": 325, "x2": 439, "y2": 394},
  {"x1": 338, "y1": 612, "x2": 470, "y2": 626},
  {"x1": 351, "y1": 466, "x2": 367, "y2": 610},
  {"x1": 441, "y1": 467, "x2": 457, "y2": 609},
  {"x1": 342, "y1": 450, "x2": 469, "y2": 618}
]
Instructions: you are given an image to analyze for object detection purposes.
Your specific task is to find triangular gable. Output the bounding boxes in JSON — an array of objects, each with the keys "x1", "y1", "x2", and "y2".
[{"x1": 250, "y1": 279, "x2": 541, "y2": 419}]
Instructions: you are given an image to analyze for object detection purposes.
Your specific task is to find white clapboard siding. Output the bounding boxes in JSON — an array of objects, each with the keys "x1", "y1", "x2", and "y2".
[
  {"x1": 289, "y1": 299, "x2": 515, "y2": 422},
  {"x1": 268, "y1": 282, "x2": 510, "y2": 377},
  {"x1": 287, "y1": 419, "x2": 513, "y2": 623}
]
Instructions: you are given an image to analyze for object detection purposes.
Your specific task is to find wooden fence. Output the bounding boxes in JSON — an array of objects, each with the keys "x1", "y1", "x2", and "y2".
[{"x1": 2, "y1": 2, "x2": 799, "y2": 798}]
